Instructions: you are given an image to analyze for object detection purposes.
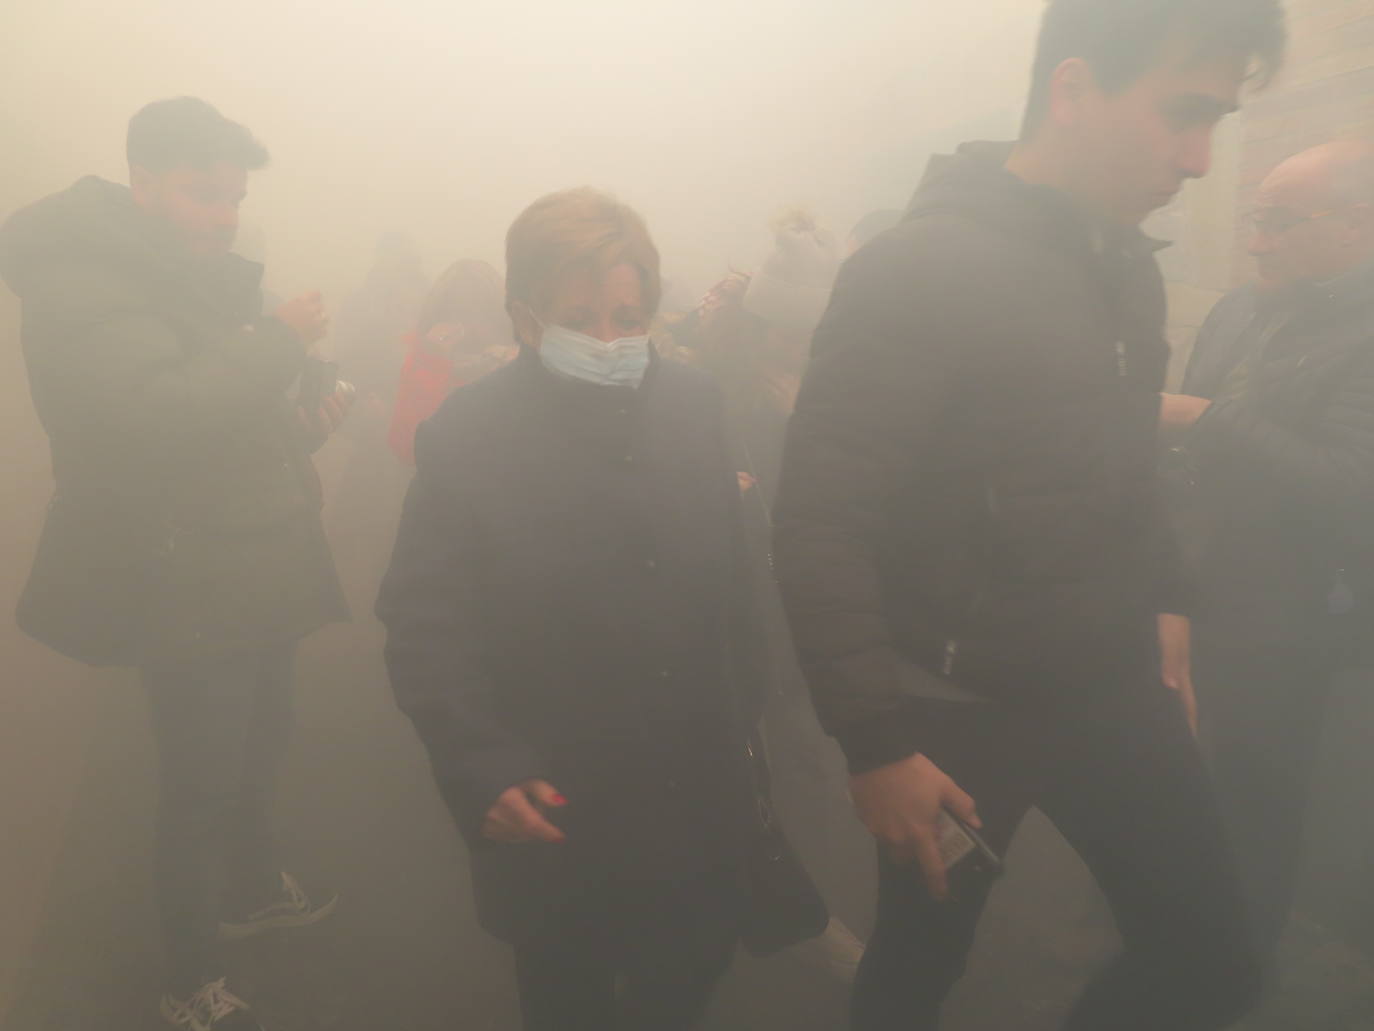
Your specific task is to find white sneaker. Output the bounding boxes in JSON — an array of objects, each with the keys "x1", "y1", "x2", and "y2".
[
  {"x1": 218, "y1": 871, "x2": 338, "y2": 942},
  {"x1": 160, "y1": 977, "x2": 264, "y2": 1030}
]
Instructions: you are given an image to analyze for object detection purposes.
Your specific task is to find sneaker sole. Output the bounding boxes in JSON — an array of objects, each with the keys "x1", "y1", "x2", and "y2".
[
  {"x1": 160, "y1": 995, "x2": 210, "y2": 1031},
  {"x1": 217, "y1": 893, "x2": 339, "y2": 942}
]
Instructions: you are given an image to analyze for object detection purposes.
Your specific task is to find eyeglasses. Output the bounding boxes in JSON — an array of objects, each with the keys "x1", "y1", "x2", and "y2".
[{"x1": 1246, "y1": 208, "x2": 1339, "y2": 236}]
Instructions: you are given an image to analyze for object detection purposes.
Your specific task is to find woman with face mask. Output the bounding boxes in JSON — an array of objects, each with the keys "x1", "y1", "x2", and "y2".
[{"x1": 376, "y1": 188, "x2": 764, "y2": 1031}]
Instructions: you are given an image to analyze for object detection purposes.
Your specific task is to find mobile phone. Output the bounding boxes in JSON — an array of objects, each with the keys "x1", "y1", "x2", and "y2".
[{"x1": 935, "y1": 808, "x2": 1003, "y2": 894}]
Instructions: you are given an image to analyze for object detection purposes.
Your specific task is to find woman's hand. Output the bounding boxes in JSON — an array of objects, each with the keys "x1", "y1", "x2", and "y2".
[
  {"x1": 1159, "y1": 612, "x2": 1198, "y2": 736},
  {"x1": 482, "y1": 779, "x2": 569, "y2": 844}
]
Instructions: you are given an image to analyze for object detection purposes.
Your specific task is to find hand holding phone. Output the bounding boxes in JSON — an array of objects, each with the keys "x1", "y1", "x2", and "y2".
[
  {"x1": 849, "y1": 752, "x2": 983, "y2": 901},
  {"x1": 935, "y1": 807, "x2": 1003, "y2": 898}
]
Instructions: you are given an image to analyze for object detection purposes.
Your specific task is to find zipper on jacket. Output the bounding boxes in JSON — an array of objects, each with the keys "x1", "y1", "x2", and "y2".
[{"x1": 1115, "y1": 340, "x2": 1129, "y2": 379}]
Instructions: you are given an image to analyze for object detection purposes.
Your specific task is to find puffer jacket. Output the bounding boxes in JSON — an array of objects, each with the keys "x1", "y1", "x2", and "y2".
[
  {"x1": 1178, "y1": 261, "x2": 1374, "y2": 655},
  {"x1": 773, "y1": 142, "x2": 1187, "y2": 771},
  {"x1": 0, "y1": 176, "x2": 346, "y2": 666}
]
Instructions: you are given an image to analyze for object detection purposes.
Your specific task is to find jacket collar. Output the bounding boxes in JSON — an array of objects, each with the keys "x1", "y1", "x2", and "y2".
[{"x1": 908, "y1": 141, "x2": 1167, "y2": 263}]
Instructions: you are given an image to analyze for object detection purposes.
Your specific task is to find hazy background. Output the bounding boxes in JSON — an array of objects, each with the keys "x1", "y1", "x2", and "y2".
[
  {"x1": 1, "y1": 0, "x2": 1040, "y2": 301},
  {"x1": 12, "y1": 3, "x2": 1374, "y2": 1029}
]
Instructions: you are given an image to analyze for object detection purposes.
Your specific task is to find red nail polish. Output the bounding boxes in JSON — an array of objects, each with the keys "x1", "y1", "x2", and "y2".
[{"x1": 551, "y1": 793, "x2": 568, "y2": 806}]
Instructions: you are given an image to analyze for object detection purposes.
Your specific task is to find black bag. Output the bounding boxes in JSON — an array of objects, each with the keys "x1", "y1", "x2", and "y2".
[{"x1": 740, "y1": 734, "x2": 830, "y2": 957}]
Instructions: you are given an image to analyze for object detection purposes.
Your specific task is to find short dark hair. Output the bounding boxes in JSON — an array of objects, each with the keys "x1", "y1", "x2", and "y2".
[
  {"x1": 1022, "y1": 0, "x2": 1286, "y2": 135},
  {"x1": 126, "y1": 97, "x2": 269, "y2": 172}
]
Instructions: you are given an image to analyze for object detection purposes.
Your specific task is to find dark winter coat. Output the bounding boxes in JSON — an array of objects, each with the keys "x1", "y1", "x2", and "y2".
[
  {"x1": 0, "y1": 177, "x2": 346, "y2": 667},
  {"x1": 1177, "y1": 260, "x2": 1374, "y2": 655},
  {"x1": 773, "y1": 142, "x2": 1187, "y2": 772},
  {"x1": 375, "y1": 348, "x2": 760, "y2": 944}
]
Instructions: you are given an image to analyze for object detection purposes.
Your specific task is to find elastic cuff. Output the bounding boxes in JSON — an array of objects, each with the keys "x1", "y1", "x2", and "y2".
[
  {"x1": 835, "y1": 708, "x2": 926, "y2": 775},
  {"x1": 1155, "y1": 589, "x2": 1195, "y2": 619}
]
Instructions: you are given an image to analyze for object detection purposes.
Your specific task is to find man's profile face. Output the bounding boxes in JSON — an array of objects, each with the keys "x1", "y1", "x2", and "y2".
[
  {"x1": 1066, "y1": 45, "x2": 1244, "y2": 224},
  {"x1": 130, "y1": 162, "x2": 248, "y2": 257}
]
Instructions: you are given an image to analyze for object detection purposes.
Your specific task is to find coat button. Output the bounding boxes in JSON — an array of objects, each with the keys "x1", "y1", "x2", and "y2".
[
  {"x1": 623, "y1": 454, "x2": 634, "y2": 464},
  {"x1": 645, "y1": 558, "x2": 657, "y2": 570},
  {"x1": 658, "y1": 669, "x2": 671, "y2": 679}
]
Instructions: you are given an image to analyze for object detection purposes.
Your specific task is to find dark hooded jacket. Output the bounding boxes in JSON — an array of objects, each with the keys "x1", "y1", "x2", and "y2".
[
  {"x1": 773, "y1": 143, "x2": 1187, "y2": 771},
  {"x1": 1176, "y1": 259, "x2": 1374, "y2": 656},
  {"x1": 0, "y1": 177, "x2": 346, "y2": 666}
]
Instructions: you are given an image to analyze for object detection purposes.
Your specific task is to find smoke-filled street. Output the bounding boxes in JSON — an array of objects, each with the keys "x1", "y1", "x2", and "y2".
[{"x1": 11, "y1": 2, "x2": 1374, "y2": 1030}]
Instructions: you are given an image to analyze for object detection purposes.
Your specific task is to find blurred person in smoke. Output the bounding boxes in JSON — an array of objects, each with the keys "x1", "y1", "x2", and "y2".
[
  {"x1": 772, "y1": 1, "x2": 1287, "y2": 1029},
  {"x1": 689, "y1": 210, "x2": 882, "y2": 951},
  {"x1": 1161, "y1": 139, "x2": 1374, "y2": 963},
  {"x1": 689, "y1": 208, "x2": 840, "y2": 500},
  {"x1": 334, "y1": 231, "x2": 427, "y2": 409},
  {"x1": 0, "y1": 97, "x2": 350, "y2": 1031},
  {"x1": 739, "y1": 208, "x2": 841, "y2": 460},
  {"x1": 387, "y1": 258, "x2": 515, "y2": 466},
  {"x1": 323, "y1": 233, "x2": 427, "y2": 592},
  {"x1": 376, "y1": 188, "x2": 762, "y2": 1031}
]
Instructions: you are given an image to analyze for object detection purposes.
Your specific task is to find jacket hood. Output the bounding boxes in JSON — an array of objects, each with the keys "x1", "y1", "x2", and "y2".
[
  {"x1": 0, "y1": 176, "x2": 263, "y2": 312},
  {"x1": 907, "y1": 141, "x2": 1162, "y2": 259}
]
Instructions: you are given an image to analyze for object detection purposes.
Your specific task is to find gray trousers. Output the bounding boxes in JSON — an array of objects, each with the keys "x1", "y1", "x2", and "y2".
[
  {"x1": 1197, "y1": 642, "x2": 1340, "y2": 960},
  {"x1": 143, "y1": 643, "x2": 297, "y2": 993}
]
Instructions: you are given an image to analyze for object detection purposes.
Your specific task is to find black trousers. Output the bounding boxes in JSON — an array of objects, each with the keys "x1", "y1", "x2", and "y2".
[
  {"x1": 852, "y1": 671, "x2": 1261, "y2": 1031},
  {"x1": 1196, "y1": 642, "x2": 1340, "y2": 960},
  {"x1": 512, "y1": 864, "x2": 744, "y2": 1031},
  {"x1": 143, "y1": 644, "x2": 297, "y2": 994}
]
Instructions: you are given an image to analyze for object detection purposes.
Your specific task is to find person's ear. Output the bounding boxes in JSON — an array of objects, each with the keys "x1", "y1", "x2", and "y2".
[
  {"x1": 510, "y1": 304, "x2": 540, "y2": 349},
  {"x1": 1047, "y1": 57, "x2": 1096, "y2": 129}
]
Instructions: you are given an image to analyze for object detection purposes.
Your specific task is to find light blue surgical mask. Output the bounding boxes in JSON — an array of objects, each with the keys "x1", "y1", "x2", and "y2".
[{"x1": 534, "y1": 318, "x2": 651, "y2": 389}]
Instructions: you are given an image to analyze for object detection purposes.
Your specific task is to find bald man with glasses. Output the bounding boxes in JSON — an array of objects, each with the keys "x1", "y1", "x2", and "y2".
[{"x1": 1162, "y1": 139, "x2": 1374, "y2": 965}]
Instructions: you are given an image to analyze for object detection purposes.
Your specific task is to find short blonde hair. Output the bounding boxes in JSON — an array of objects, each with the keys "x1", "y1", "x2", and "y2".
[{"x1": 505, "y1": 187, "x2": 661, "y2": 319}]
